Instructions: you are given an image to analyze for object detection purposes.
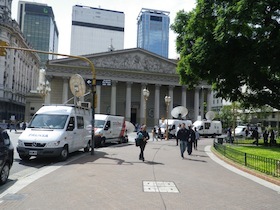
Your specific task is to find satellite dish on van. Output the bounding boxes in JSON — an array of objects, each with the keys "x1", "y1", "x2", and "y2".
[
  {"x1": 171, "y1": 106, "x2": 188, "y2": 119},
  {"x1": 125, "y1": 121, "x2": 135, "y2": 133},
  {"x1": 69, "y1": 74, "x2": 86, "y2": 98},
  {"x1": 206, "y1": 111, "x2": 216, "y2": 121}
]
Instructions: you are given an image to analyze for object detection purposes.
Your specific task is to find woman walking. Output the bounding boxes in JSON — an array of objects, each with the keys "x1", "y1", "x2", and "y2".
[{"x1": 137, "y1": 125, "x2": 150, "y2": 161}]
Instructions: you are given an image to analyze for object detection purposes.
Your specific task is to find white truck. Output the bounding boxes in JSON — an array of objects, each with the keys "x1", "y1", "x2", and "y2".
[
  {"x1": 94, "y1": 114, "x2": 126, "y2": 147},
  {"x1": 193, "y1": 120, "x2": 222, "y2": 137},
  {"x1": 17, "y1": 105, "x2": 92, "y2": 161},
  {"x1": 158, "y1": 119, "x2": 192, "y2": 139}
]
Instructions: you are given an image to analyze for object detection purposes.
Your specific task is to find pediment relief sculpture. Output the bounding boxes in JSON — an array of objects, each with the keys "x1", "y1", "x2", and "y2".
[{"x1": 91, "y1": 52, "x2": 177, "y2": 74}]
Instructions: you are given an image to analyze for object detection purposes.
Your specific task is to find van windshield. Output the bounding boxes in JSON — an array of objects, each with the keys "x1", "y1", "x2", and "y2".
[
  {"x1": 95, "y1": 120, "x2": 105, "y2": 128},
  {"x1": 29, "y1": 114, "x2": 68, "y2": 129}
]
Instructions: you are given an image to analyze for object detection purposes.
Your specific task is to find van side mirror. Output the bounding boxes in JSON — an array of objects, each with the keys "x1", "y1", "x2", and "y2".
[
  {"x1": 104, "y1": 125, "x2": 109, "y2": 130},
  {"x1": 67, "y1": 123, "x2": 74, "y2": 131}
]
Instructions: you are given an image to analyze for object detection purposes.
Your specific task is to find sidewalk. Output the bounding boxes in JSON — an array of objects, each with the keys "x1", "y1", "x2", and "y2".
[{"x1": 1, "y1": 138, "x2": 280, "y2": 210}]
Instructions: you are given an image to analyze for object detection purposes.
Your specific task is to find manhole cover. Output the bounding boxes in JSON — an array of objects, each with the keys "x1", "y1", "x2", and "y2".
[{"x1": 143, "y1": 181, "x2": 179, "y2": 193}]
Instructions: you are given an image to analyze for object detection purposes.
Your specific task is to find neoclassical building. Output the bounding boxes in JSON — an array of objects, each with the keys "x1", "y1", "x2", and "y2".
[{"x1": 45, "y1": 48, "x2": 212, "y2": 127}]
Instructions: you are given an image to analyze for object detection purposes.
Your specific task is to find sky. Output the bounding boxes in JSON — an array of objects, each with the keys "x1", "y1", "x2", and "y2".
[{"x1": 11, "y1": 0, "x2": 196, "y2": 59}]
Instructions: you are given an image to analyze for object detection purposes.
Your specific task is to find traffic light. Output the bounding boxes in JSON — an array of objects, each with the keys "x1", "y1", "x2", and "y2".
[{"x1": 0, "y1": 40, "x2": 8, "y2": 56}]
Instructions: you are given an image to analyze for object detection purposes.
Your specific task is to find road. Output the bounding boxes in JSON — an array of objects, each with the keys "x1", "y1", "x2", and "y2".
[
  {"x1": 0, "y1": 131, "x2": 279, "y2": 209},
  {"x1": 1, "y1": 130, "x2": 138, "y2": 194}
]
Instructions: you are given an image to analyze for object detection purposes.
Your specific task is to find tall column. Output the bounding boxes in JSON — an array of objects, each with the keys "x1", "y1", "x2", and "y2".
[
  {"x1": 110, "y1": 81, "x2": 117, "y2": 115},
  {"x1": 168, "y1": 86, "x2": 174, "y2": 118},
  {"x1": 207, "y1": 88, "x2": 212, "y2": 112},
  {"x1": 154, "y1": 84, "x2": 160, "y2": 125},
  {"x1": 125, "y1": 82, "x2": 132, "y2": 121},
  {"x1": 96, "y1": 85, "x2": 101, "y2": 113},
  {"x1": 200, "y1": 88, "x2": 205, "y2": 119},
  {"x1": 140, "y1": 84, "x2": 146, "y2": 124},
  {"x1": 181, "y1": 86, "x2": 187, "y2": 107},
  {"x1": 194, "y1": 88, "x2": 199, "y2": 121},
  {"x1": 62, "y1": 77, "x2": 68, "y2": 104}
]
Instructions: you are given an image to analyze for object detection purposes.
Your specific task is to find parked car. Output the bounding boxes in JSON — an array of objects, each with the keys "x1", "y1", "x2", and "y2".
[
  {"x1": 0, "y1": 128, "x2": 14, "y2": 184},
  {"x1": 234, "y1": 125, "x2": 262, "y2": 138}
]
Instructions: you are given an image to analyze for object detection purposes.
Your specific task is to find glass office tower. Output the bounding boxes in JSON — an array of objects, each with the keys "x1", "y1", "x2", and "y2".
[
  {"x1": 137, "y1": 8, "x2": 170, "y2": 58},
  {"x1": 17, "y1": 1, "x2": 59, "y2": 66}
]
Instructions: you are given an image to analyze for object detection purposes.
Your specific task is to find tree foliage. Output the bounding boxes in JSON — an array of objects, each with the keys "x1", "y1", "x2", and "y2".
[{"x1": 171, "y1": 0, "x2": 280, "y2": 109}]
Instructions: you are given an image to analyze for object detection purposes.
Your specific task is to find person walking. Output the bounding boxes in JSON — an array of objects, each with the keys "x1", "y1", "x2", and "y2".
[
  {"x1": 177, "y1": 123, "x2": 190, "y2": 159},
  {"x1": 194, "y1": 127, "x2": 200, "y2": 150},
  {"x1": 188, "y1": 125, "x2": 195, "y2": 155},
  {"x1": 270, "y1": 129, "x2": 275, "y2": 146},
  {"x1": 157, "y1": 127, "x2": 162, "y2": 141},
  {"x1": 137, "y1": 125, "x2": 150, "y2": 162},
  {"x1": 252, "y1": 127, "x2": 259, "y2": 146},
  {"x1": 175, "y1": 124, "x2": 181, "y2": 146},
  {"x1": 227, "y1": 126, "x2": 232, "y2": 143},
  {"x1": 263, "y1": 129, "x2": 269, "y2": 146}
]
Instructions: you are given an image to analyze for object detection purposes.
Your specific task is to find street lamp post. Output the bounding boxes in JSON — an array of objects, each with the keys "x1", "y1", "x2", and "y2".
[
  {"x1": 143, "y1": 88, "x2": 150, "y2": 125},
  {"x1": 165, "y1": 95, "x2": 171, "y2": 140}
]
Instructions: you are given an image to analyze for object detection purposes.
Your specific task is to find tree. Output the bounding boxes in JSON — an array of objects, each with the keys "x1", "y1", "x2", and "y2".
[{"x1": 171, "y1": 0, "x2": 280, "y2": 109}]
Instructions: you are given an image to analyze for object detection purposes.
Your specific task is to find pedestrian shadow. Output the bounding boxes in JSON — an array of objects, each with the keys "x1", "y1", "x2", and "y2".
[
  {"x1": 143, "y1": 161, "x2": 164, "y2": 165},
  {"x1": 183, "y1": 157, "x2": 207, "y2": 163}
]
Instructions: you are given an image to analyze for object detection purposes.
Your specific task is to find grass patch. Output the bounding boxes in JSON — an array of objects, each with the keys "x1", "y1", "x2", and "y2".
[{"x1": 231, "y1": 146, "x2": 280, "y2": 160}]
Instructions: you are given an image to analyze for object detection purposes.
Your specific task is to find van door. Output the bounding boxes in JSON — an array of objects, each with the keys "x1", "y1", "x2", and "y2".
[
  {"x1": 103, "y1": 120, "x2": 112, "y2": 141},
  {"x1": 65, "y1": 116, "x2": 77, "y2": 152},
  {"x1": 76, "y1": 116, "x2": 86, "y2": 149}
]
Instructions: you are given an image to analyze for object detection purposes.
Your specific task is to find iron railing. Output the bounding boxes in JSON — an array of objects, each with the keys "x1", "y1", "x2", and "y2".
[{"x1": 213, "y1": 141, "x2": 280, "y2": 177}]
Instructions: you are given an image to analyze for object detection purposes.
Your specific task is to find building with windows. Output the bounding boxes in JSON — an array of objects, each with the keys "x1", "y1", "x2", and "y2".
[
  {"x1": 17, "y1": 1, "x2": 59, "y2": 66},
  {"x1": 70, "y1": 5, "x2": 124, "y2": 56},
  {"x1": 43, "y1": 48, "x2": 213, "y2": 127},
  {"x1": 137, "y1": 8, "x2": 170, "y2": 58},
  {"x1": 0, "y1": 0, "x2": 40, "y2": 123}
]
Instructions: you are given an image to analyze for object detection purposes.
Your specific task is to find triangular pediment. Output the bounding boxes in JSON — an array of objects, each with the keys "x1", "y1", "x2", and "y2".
[{"x1": 49, "y1": 48, "x2": 178, "y2": 74}]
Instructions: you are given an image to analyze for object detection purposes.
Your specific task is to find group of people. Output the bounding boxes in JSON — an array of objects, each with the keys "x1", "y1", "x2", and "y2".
[
  {"x1": 151, "y1": 126, "x2": 163, "y2": 141},
  {"x1": 262, "y1": 129, "x2": 276, "y2": 146},
  {"x1": 136, "y1": 123, "x2": 200, "y2": 162},
  {"x1": 176, "y1": 123, "x2": 200, "y2": 159},
  {"x1": 227, "y1": 126, "x2": 277, "y2": 146}
]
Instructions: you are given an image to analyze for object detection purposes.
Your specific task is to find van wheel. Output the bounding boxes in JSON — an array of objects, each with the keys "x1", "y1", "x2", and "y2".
[
  {"x1": 19, "y1": 154, "x2": 30, "y2": 161},
  {"x1": 0, "y1": 163, "x2": 10, "y2": 184},
  {"x1": 59, "y1": 146, "x2": 69, "y2": 161},
  {"x1": 84, "y1": 141, "x2": 90, "y2": 152},
  {"x1": 101, "y1": 138, "x2": 106, "y2": 147}
]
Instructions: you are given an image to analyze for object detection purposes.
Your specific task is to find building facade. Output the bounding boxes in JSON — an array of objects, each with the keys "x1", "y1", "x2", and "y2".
[
  {"x1": 45, "y1": 48, "x2": 212, "y2": 127},
  {"x1": 0, "y1": 0, "x2": 40, "y2": 122},
  {"x1": 137, "y1": 8, "x2": 169, "y2": 58},
  {"x1": 17, "y1": 1, "x2": 59, "y2": 66},
  {"x1": 70, "y1": 5, "x2": 124, "y2": 56}
]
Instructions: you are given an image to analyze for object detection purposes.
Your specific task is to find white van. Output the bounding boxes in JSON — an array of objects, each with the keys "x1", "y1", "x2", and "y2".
[
  {"x1": 234, "y1": 125, "x2": 262, "y2": 138},
  {"x1": 158, "y1": 119, "x2": 192, "y2": 138},
  {"x1": 17, "y1": 105, "x2": 91, "y2": 161},
  {"x1": 193, "y1": 120, "x2": 222, "y2": 137},
  {"x1": 94, "y1": 114, "x2": 126, "y2": 147}
]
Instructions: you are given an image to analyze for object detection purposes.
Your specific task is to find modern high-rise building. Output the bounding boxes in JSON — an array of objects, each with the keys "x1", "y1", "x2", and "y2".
[
  {"x1": 137, "y1": 8, "x2": 170, "y2": 58},
  {"x1": 70, "y1": 5, "x2": 124, "y2": 55},
  {"x1": 17, "y1": 1, "x2": 59, "y2": 66}
]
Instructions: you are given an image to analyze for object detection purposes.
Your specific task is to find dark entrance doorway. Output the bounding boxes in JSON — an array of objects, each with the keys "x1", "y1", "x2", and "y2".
[{"x1": 131, "y1": 108, "x2": 137, "y2": 125}]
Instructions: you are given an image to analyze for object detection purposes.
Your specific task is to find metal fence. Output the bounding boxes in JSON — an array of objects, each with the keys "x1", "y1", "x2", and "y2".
[{"x1": 213, "y1": 141, "x2": 280, "y2": 177}]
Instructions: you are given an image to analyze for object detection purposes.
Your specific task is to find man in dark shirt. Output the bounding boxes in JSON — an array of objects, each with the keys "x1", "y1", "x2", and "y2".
[{"x1": 177, "y1": 123, "x2": 190, "y2": 159}]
